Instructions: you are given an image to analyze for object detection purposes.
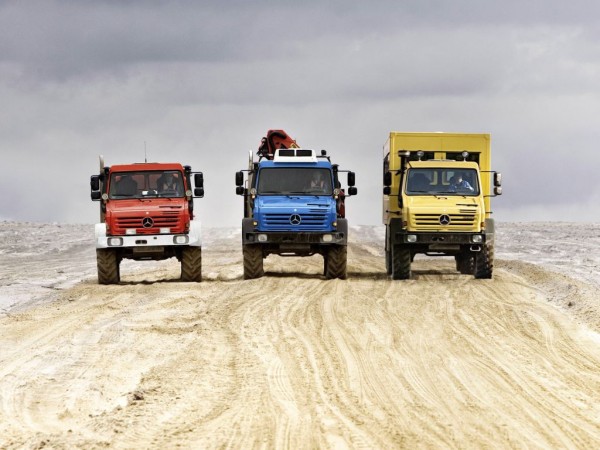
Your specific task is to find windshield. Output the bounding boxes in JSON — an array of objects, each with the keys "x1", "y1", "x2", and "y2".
[
  {"x1": 406, "y1": 168, "x2": 479, "y2": 196},
  {"x1": 257, "y1": 168, "x2": 333, "y2": 195},
  {"x1": 109, "y1": 170, "x2": 184, "y2": 199}
]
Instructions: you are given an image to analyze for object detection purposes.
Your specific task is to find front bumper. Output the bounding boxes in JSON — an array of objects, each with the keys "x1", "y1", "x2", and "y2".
[
  {"x1": 242, "y1": 218, "x2": 348, "y2": 246},
  {"x1": 390, "y1": 230, "x2": 486, "y2": 254},
  {"x1": 395, "y1": 231, "x2": 487, "y2": 245},
  {"x1": 95, "y1": 220, "x2": 202, "y2": 249}
]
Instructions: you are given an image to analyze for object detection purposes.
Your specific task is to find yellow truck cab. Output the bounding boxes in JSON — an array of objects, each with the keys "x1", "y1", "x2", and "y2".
[{"x1": 383, "y1": 132, "x2": 502, "y2": 279}]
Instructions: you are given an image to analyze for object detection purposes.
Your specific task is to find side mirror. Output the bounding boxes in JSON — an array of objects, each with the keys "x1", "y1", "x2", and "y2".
[
  {"x1": 347, "y1": 171, "x2": 355, "y2": 187},
  {"x1": 235, "y1": 171, "x2": 244, "y2": 187},
  {"x1": 91, "y1": 190, "x2": 102, "y2": 201},
  {"x1": 194, "y1": 173, "x2": 204, "y2": 188},
  {"x1": 194, "y1": 187, "x2": 204, "y2": 198},
  {"x1": 494, "y1": 172, "x2": 502, "y2": 187},
  {"x1": 383, "y1": 186, "x2": 391, "y2": 195},
  {"x1": 494, "y1": 186, "x2": 502, "y2": 196},
  {"x1": 90, "y1": 175, "x2": 100, "y2": 191},
  {"x1": 383, "y1": 171, "x2": 392, "y2": 187},
  {"x1": 236, "y1": 186, "x2": 244, "y2": 195},
  {"x1": 348, "y1": 186, "x2": 357, "y2": 196}
]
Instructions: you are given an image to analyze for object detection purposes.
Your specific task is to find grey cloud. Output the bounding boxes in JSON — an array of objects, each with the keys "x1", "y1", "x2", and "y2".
[
  {"x1": 3, "y1": 0, "x2": 600, "y2": 82},
  {"x1": 1, "y1": 0, "x2": 600, "y2": 225}
]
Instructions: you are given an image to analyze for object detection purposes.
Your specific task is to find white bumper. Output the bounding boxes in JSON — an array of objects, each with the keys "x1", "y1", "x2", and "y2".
[{"x1": 95, "y1": 220, "x2": 202, "y2": 249}]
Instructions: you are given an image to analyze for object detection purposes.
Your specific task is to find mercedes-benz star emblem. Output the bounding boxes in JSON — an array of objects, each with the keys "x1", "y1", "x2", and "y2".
[
  {"x1": 439, "y1": 214, "x2": 451, "y2": 225},
  {"x1": 142, "y1": 217, "x2": 154, "y2": 228},
  {"x1": 290, "y1": 214, "x2": 302, "y2": 225}
]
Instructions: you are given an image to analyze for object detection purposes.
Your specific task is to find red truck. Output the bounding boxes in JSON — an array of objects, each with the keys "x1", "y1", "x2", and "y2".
[{"x1": 90, "y1": 157, "x2": 204, "y2": 284}]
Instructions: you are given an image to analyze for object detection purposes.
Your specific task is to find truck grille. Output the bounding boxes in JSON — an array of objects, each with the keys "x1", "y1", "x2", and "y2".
[
  {"x1": 115, "y1": 213, "x2": 181, "y2": 234},
  {"x1": 263, "y1": 212, "x2": 328, "y2": 230},
  {"x1": 412, "y1": 210, "x2": 477, "y2": 230}
]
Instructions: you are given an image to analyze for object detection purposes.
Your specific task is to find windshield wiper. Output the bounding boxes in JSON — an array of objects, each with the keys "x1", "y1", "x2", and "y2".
[{"x1": 111, "y1": 194, "x2": 136, "y2": 199}]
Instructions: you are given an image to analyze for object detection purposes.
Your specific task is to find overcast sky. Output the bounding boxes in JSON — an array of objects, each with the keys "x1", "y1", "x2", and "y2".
[{"x1": 1, "y1": 0, "x2": 599, "y2": 227}]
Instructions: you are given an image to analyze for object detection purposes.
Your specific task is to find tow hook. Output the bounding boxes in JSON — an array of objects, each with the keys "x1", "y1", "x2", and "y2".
[{"x1": 470, "y1": 245, "x2": 482, "y2": 252}]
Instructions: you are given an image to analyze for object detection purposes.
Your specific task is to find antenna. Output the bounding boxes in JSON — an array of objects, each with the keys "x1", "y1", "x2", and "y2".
[{"x1": 144, "y1": 141, "x2": 147, "y2": 163}]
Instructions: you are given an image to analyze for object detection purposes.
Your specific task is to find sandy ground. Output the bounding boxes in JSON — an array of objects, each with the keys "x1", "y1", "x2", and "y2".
[{"x1": 1, "y1": 221, "x2": 599, "y2": 449}]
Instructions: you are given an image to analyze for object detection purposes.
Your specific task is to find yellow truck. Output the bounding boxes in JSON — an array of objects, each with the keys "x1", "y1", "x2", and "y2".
[{"x1": 382, "y1": 132, "x2": 502, "y2": 279}]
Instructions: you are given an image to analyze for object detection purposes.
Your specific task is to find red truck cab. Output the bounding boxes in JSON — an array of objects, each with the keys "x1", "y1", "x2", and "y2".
[{"x1": 90, "y1": 160, "x2": 204, "y2": 284}]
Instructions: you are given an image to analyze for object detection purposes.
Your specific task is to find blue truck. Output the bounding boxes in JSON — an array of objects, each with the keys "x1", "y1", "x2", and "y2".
[{"x1": 235, "y1": 130, "x2": 357, "y2": 279}]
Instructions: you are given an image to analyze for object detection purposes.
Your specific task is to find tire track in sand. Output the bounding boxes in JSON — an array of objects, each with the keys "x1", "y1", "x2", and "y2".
[{"x1": 1, "y1": 239, "x2": 599, "y2": 448}]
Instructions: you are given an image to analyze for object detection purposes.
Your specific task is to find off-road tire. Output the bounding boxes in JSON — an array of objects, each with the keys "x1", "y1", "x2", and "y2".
[
  {"x1": 385, "y1": 228, "x2": 392, "y2": 275},
  {"x1": 181, "y1": 247, "x2": 202, "y2": 282},
  {"x1": 385, "y1": 249, "x2": 392, "y2": 275},
  {"x1": 456, "y1": 253, "x2": 475, "y2": 275},
  {"x1": 475, "y1": 242, "x2": 494, "y2": 279},
  {"x1": 391, "y1": 244, "x2": 411, "y2": 280},
  {"x1": 97, "y1": 249, "x2": 120, "y2": 284},
  {"x1": 325, "y1": 245, "x2": 347, "y2": 279},
  {"x1": 243, "y1": 244, "x2": 264, "y2": 279}
]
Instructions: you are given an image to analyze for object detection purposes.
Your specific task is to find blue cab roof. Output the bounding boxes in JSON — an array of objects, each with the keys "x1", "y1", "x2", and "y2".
[{"x1": 258, "y1": 160, "x2": 332, "y2": 168}]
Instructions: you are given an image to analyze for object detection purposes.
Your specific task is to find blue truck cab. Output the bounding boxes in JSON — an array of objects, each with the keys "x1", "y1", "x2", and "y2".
[{"x1": 236, "y1": 147, "x2": 357, "y2": 279}]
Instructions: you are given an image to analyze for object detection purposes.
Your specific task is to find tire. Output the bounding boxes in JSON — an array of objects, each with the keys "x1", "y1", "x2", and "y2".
[
  {"x1": 475, "y1": 242, "x2": 494, "y2": 279},
  {"x1": 385, "y1": 227, "x2": 392, "y2": 275},
  {"x1": 385, "y1": 249, "x2": 392, "y2": 275},
  {"x1": 181, "y1": 247, "x2": 202, "y2": 282},
  {"x1": 456, "y1": 253, "x2": 475, "y2": 275},
  {"x1": 243, "y1": 244, "x2": 264, "y2": 279},
  {"x1": 391, "y1": 244, "x2": 411, "y2": 280},
  {"x1": 325, "y1": 245, "x2": 347, "y2": 279},
  {"x1": 97, "y1": 249, "x2": 120, "y2": 284}
]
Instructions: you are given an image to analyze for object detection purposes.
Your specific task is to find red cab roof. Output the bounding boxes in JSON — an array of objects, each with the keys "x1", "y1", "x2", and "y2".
[{"x1": 109, "y1": 162, "x2": 185, "y2": 172}]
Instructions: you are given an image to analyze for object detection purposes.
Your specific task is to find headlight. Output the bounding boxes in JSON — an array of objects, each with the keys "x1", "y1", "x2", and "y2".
[
  {"x1": 322, "y1": 234, "x2": 333, "y2": 242},
  {"x1": 107, "y1": 237, "x2": 123, "y2": 246},
  {"x1": 406, "y1": 235, "x2": 417, "y2": 243},
  {"x1": 258, "y1": 234, "x2": 268, "y2": 242},
  {"x1": 173, "y1": 235, "x2": 189, "y2": 244},
  {"x1": 472, "y1": 235, "x2": 483, "y2": 243}
]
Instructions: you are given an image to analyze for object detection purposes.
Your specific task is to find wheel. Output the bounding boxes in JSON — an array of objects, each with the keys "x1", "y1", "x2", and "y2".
[
  {"x1": 391, "y1": 244, "x2": 411, "y2": 280},
  {"x1": 97, "y1": 249, "x2": 120, "y2": 284},
  {"x1": 385, "y1": 249, "x2": 392, "y2": 275},
  {"x1": 323, "y1": 253, "x2": 329, "y2": 276},
  {"x1": 385, "y1": 227, "x2": 392, "y2": 275},
  {"x1": 325, "y1": 245, "x2": 347, "y2": 279},
  {"x1": 474, "y1": 242, "x2": 494, "y2": 279},
  {"x1": 456, "y1": 253, "x2": 475, "y2": 274},
  {"x1": 243, "y1": 244, "x2": 264, "y2": 279},
  {"x1": 181, "y1": 247, "x2": 202, "y2": 282}
]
